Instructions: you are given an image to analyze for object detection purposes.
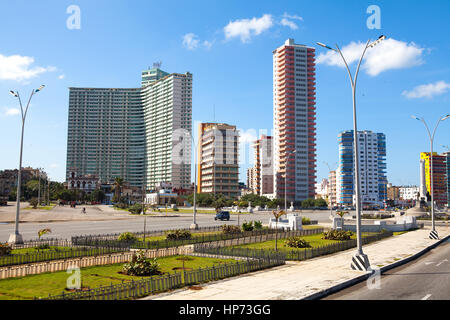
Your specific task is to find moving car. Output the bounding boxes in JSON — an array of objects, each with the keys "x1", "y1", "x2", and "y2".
[{"x1": 215, "y1": 211, "x2": 230, "y2": 221}]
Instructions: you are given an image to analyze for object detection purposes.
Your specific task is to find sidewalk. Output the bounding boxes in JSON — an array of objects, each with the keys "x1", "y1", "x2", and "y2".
[{"x1": 145, "y1": 225, "x2": 450, "y2": 300}]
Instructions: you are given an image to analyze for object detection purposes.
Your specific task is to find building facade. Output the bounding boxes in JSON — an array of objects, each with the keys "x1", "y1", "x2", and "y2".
[
  {"x1": 251, "y1": 135, "x2": 274, "y2": 196},
  {"x1": 197, "y1": 123, "x2": 240, "y2": 198},
  {"x1": 273, "y1": 38, "x2": 317, "y2": 202},
  {"x1": 399, "y1": 185, "x2": 420, "y2": 201},
  {"x1": 336, "y1": 130, "x2": 387, "y2": 208},
  {"x1": 444, "y1": 151, "x2": 450, "y2": 208},
  {"x1": 328, "y1": 170, "x2": 337, "y2": 207},
  {"x1": 420, "y1": 152, "x2": 447, "y2": 206},
  {"x1": 142, "y1": 71, "x2": 192, "y2": 190},
  {"x1": 66, "y1": 67, "x2": 192, "y2": 189}
]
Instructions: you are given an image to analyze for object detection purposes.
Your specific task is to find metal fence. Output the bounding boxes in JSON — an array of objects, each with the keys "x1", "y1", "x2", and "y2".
[
  {"x1": 38, "y1": 248, "x2": 285, "y2": 300},
  {"x1": 195, "y1": 230, "x2": 394, "y2": 261},
  {"x1": 39, "y1": 273, "x2": 183, "y2": 300},
  {"x1": 71, "y1": 228, "x2": 310, "y2": 250},
  {"x1": 72, "y1": 225, "x2": 226, "y2": 243},
  {"x1": 0, "y1": 246, "x2": 128, "y2": 268},
  {"x1": 10, "y1": 238, "x2": 73, "y2": 250}
]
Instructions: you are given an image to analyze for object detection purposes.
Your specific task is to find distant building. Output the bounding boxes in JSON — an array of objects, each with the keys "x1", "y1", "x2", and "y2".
[
  {"x1": 336, "y1": 130, "x2": 387, "y2": 208},
  {"x1": 443, "y1": 151, "x2": 450, "y2": 208},
  {"x1": 273, "y1": 38, "x2": 317, "y2": 202},
  {"x1": 145, "y1": 182, "x2": 177, "y2": 205},
  {"x1": 67, "y1": 169, "x2": 99, "y2": 194},
  {"x1": 247, "y1": 167, "x2": 258, "y2": 194},
  {"x1": 197, "y1": 123, "x2": 240, "y2": 198},
  {"x1": 66, "y1": 67, "x2": 192, "y2": 190},
  {"x1": 315, "y1": 178, "x2": 328, "y2": 200},
  {"x1": 420, "y1": 152, "x2": 447, "y2": 206},
  {"x1": 399, "y1": 186, "x2": 419, "y2": 201},
  {"x1": 328, "y1": 170, "x2": 337, "y2": 207},
  {"x1": 0, "y1": 167, "x2": 47, "y2": 197},
  {"x1": 387, "y1": 183, "x2": 400, "y2": 201}
]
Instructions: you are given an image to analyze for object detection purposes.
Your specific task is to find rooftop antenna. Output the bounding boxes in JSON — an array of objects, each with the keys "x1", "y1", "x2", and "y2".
[{"x1": 153, "y1": 61, "x2": 162, "y2": 69}]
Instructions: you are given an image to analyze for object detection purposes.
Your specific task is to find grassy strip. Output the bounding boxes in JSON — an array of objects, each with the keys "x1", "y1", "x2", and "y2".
[
  {"x1": 0, "y1": 255, "x2": 237, "y2": 300},
  {"x1": 231, "y1": 232, "x2": 380, "y2": 252}
]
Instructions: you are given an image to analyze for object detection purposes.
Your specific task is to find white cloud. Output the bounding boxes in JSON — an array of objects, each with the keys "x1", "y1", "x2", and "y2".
[
  {"x1": 58, "y1": 74, "x2": 65, "y2": 80},
  {"x1": 224, "y1": 14, "x2": 274, "y2": 43},
  {"x1": 283, "y1": 13, "x2": 303, "y2": 21},
  {"x1": 0, "y1": 54, "x2": 56, "y2": 81},
  {"x1": 49, "y1": 163, "x2": 59, "y2": 168},
  {"x1": 280, "y1": 18, "x2": 298, "y2": 30},
  {"x1": 316, "y1": 38, "x2": 425, "y2": 76},
  {"x1": 4, "y1": 108, "x2": 20, "y2": 116},
  {"x1": 182, "y1": 33, "x2": 200, "y2": 50},
  {"x1": 203, "y1": 40, "x2": 213, "y2": 50},
  {"x1": 402, "y1": 81, "x2": 450, "y2": 99}
]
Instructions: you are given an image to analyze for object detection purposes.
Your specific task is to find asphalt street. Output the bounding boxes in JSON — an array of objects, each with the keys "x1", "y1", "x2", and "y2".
[
  {"x1": 324, "y1": 238, "x2": 450, "y2": 300},
  {"x1": 0, "y1": 210, "x2": 332, "y2": 241}
]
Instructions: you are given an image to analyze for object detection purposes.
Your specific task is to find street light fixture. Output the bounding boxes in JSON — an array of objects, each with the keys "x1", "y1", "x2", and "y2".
[
  {"x1": 285, "y1": 149, "x2": 296, "y2": 212},
  {"x1": 411, "y1": 114, "x2": 450, "y2": 240},
  {"x1": 8, "y1": 85, "x2": 45, "y2": 244},
  {"x1": 316, "y1": 36, "x2": 386, "y2": 271}
]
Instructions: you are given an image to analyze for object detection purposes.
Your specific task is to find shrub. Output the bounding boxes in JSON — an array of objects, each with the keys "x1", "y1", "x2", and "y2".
[
  {"x1": 221, "y1": 225, "x2": 241, "y2": 234},
  {"x1": 0, "y1": 243, "x2": 12, "y2": 256},
  {"x1": 173, "y1": 207, "x2": 179, "y2": 211},
  {"x1": 285, "y1": 237, "x2": 312, "y2": 248},
  {"x1": 122, "y1": 251, "x2": 162, "y2": 276},
  {"x1": 254, "y1": 221, "x2": 263, "y2": 230},
  {"x1": 165, "y1": 229, "x2": 192, "y2": 240},
  {"x1": 242, "y1": 221, "x2": 254, "y2": 232},
  {"x1": 322, "y1": 230, "x2": 354, "y2": 241},
  {"x1": 118, "y1": 232, "x2": 138, "y2": 242},
  {"x1": 302, "y1": 217, "x2": 311, "y2": 225},
  {"x1": 128, "y1": 204, "x2": 143, "y2": 214},
  {"x1": 114, "y1": 202, "x2": 129, "y2": 209},
  {"x1": 35, "y1": 243, "x2": 50, "y2": 251},
  {"x1": 30, "y1": 198, "x2": 39, "y2": 208}
]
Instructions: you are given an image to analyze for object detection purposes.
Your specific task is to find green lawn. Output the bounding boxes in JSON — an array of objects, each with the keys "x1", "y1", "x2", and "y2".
[
  {"x1": 10, "y1": 246, "x2": 72, "y2": 255},
  {"x1": 231, "y1": 232, "x2": 377, "y2": 252},
  {"x1": 0, "y1": 255, "x2": 237, "y2": 300}
]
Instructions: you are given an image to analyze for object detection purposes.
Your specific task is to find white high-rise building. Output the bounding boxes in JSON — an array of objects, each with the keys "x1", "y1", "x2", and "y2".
[
  {"x1": 336, "y1": 130, "x2": 387, "y2": 208},
  {"x1": 273, "y1": 39, "x2": 317, "y2": 202}
]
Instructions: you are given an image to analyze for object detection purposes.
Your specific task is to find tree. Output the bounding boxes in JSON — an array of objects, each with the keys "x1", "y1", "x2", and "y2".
[
  {"x1": 301, "y1": 198, "x2": 316, "y2": 208},
  {"x1": 38, "y1": 228, "x2": 51, "y2": 240},
  {"x1": 272, "y1": 209, "x2": 287, "y2": 251},
  {"x1": 29, "y1": 197, "x2": 39, "y2": 209},
  {"x1": 314, "y1": 198, "x2": 328, "y2": 208},
  {"x1": 90, "y1": 189, "x2": 105, "y2": 203},
  {"x1": 113, "y1": 177, "x2": 124, "y2": 202}
]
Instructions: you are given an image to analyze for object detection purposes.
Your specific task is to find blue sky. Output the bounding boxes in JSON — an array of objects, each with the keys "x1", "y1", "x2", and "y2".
[{"x1": 0, "y1": 0, "x2": 449, "y2": 186}]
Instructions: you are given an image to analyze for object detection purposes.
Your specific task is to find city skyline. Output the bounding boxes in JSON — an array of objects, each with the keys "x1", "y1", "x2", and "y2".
[{"x1": 0, "y1": 0, "x2": 449, "y2": 186}]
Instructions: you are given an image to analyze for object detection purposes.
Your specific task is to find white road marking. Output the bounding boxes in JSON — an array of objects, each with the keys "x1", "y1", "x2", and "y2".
[
  {"x1": 436, "y1": 259, "x2": 448, "y2": 267},
  {"x1": 421, "y1": 294, "x2": 432, "y2": 300},
  {"x1": 424, "y1": 262, "x2": 434, "y2": 265}
]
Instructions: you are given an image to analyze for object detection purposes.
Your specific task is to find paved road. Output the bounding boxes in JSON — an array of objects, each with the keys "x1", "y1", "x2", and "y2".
[
  {"x1": 324, "y1": 238, "x2": 450, "y2": 300},
  {"x1": 0, "y1": 208, "x2": 333, "y2": 241}
]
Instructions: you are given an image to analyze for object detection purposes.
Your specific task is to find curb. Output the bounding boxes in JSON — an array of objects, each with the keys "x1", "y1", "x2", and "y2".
[{"x1": 302, "y1": 232, "x2": 450, "y2": 300}]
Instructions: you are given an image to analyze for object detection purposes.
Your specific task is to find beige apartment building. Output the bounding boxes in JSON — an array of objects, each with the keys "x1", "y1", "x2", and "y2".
[{"x1": 197, "y1": 123, "x2": 240, "y2": 198}]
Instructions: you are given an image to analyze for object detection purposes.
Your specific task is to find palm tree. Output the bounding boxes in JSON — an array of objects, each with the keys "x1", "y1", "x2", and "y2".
[
  {"x1": 113, "y1": 177, "x2": 124, "y2": 202},
  {"x1": 272, "y1": 209, "x2": 287, "y2": 251}
]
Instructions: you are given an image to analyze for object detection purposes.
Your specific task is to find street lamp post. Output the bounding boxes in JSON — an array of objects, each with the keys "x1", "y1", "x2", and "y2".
[
  {"x1": 285, "y1": 150, "x2": 296, "y2": 212},
  {"x1": 411, "y1": 114, "x2": 450, "y2": 239},
  {"x1": 8, "y1": 85, "x2": 45, "y2": 244},
  {"x1": 317, "y1": 36, "x2": 386, "y2": 271},
  {"x1": 190, "y1": 134, "x2": 198, "y2": 230}
]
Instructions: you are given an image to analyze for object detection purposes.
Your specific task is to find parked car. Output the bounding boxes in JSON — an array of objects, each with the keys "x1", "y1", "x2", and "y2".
[{"x1": 215, "y1": 211, "x2": 230, "y2": 221}]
